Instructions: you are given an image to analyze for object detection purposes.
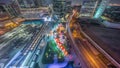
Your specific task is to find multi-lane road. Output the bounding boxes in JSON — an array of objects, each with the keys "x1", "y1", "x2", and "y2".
[
  {"x1": 67, "y1": 22, "x2": 117, "y2": 68},
  {"x1": 78, "y1": 18, "x2": 120, "y2": 67},
  {"x1": 66, "y1": 12, "x2": 119, "y2": 68}
]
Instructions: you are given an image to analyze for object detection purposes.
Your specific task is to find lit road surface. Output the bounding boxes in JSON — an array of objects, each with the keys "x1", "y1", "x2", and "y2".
[
  {"x1": 74, "y1": 36, "x2": 107, "y2": 68},
  {"x1": 67, "y1": 27, "x2": 107, "y2": 68},
  {"x1": 78, "y1": 18, "x2": 120, "y2": 67},
  {"x1": 66, "y1": 10, "x2": 118, "y2": 67},
  {"x1": 67, "y1": 23, "x2": 112, "y2": 68},
  {"x1": 66, "y1": 12, "x2": 117, "y2": 67},
  {"x1": 68, "y1": 17, "x2": 120, "y2": 68}
]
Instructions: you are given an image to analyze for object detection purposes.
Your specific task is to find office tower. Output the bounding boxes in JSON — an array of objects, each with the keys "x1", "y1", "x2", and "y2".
[
  {"x1": 52, "y1": 0, "x2": 67, "y2": 18},
  {"x1": 80, "y1": 0, "x2": 98, "y2": 17},
  {"x1": 94, "y1": 0, "x2": 110, "y2": 18},
  {"x1": 0, "y1": 0, "x2": 20, "y2": 18}
]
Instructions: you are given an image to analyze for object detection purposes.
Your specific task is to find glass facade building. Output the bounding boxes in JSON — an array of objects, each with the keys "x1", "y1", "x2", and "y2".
[
  {"x1": 80, "y1": 0, "x2": 110, "y2": 18},
  {"x1": 80, "y1": 0, "x2": 98, "y2": 17},
  {"x1": 0, "y1": 0, "x2": 20, "y2": 19},
  {"x1": 18, "y1": 0, "x2": 36, "y2": 8},
  {"x1": 17, "y1": 0, "x2": 53, "y2": 8},
  {"x1": 52, "y1": 0, "x2": 71, "y2": 17}
]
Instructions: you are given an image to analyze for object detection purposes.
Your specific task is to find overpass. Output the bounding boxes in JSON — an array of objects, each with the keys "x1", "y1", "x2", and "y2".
[{"x1": 66, "y1": 10, "x2": 120, "y2": 68}]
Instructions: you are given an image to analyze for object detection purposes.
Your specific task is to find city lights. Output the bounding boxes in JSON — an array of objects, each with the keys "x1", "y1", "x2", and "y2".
[{"x1": 0, "y1": 0, "x2": 120, "y2": 68}]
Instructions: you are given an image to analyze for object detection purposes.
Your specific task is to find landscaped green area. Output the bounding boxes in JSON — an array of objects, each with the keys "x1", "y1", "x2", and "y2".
[{"x1": 42, "y1": 40, "x2": 65, "y2": 64}]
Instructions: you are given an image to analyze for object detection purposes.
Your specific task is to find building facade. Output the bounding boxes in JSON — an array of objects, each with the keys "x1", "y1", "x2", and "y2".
[
  {"x1": 0, "y1": 5, "x2": 9, "y2": 22},
  {"x1": 0, "y1": 0, "x2": 20, "y2": 22},
  {"x1": 52, "y1": 0, "x2": 72, "y2": 18},
  {"x1": 17, "y1": 0, "x2": 36, "y2": 8},
  {"x1": 80, "y1": 0, "x2": 98, "y2": 17},
  {"x1": 102, "y1": 6, "x2": 120, "y2": 22},
  {"x1": 80, "y1": 0, "x2": 109, "y2": 18},
  {"x1": 17, "y1": 0, "x2": 53, "y2": 8}
]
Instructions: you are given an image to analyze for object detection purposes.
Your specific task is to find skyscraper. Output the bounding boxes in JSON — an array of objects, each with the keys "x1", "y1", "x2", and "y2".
[
  {"x1": 17, "y1": 0, "x2": 52, "y2": 8},
  {"x1": 52, "y1": 0, "x2": 67, "y2": 18},
  {"x1": 94, "y1": 0, "x2": 110, "y2": 18},
  {"x1": 80, "y1": 0, "x2": 98, "y2": 17},
  {"x1": 52, "y1": 0, "x2": 73, "y2": 17},
  {"x1": 80, "y1": 0, "x2": 109, "y2": 18},
  {"x1": 0, "y1": 0, "x2": 20, "y2": 18},
  {"x1": 17, "y1": 0, "x2": 36, "y2": 8}
]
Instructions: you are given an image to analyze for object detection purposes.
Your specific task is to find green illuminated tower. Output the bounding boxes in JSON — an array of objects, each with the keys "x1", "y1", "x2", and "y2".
[{"x1": 94, "y1": 0, "x2": 110, "y2": 18}]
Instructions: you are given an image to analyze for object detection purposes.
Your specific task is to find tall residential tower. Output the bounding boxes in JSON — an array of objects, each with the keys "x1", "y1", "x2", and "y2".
[
  {"x1": 80, "y1": 0, "x2": 110, "y2": 18},
  {"x1": 94, "y1": 0, "x2": 110, "y2": 18}
]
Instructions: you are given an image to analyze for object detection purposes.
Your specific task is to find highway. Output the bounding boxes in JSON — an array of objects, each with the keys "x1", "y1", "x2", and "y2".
[
  {"x1": 67, "y1": 22, "x2": 115, "y2": 68},
  {"x1": 66, "y1": 11, "x2": 118, "y2": 68},
  {"x1": 78, "y1": 18, "x2": 120, "y2": 67},
  {"x1": 67, "y1": 24, "x2": 89, "y2": 68},
  {"x1": 71, "y1": 29, "x2": 108, "y2": 68}
]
